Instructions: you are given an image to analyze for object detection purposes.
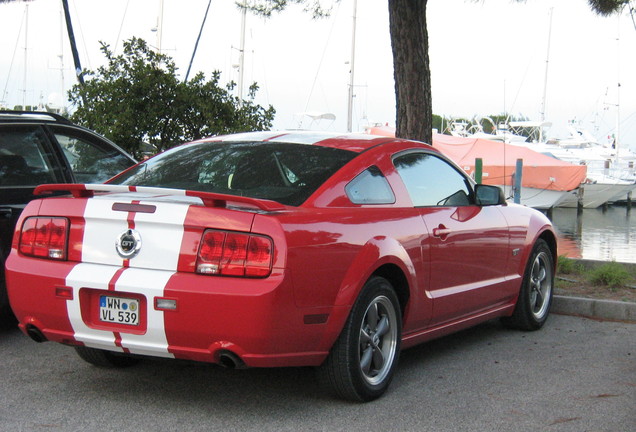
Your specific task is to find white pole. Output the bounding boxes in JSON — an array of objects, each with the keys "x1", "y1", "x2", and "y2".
[
  {"x1": 347, "y1": 0, "x2": 358, "y2": 133},
  {"x1": 59, "y1": 7, "x2": 65, "y2": 110},
  {"x1": 238, "y1": 3, "x2": 247, "y2": 106},
  {"x1": 157, "y1": 0, "x2": 164, "y2": 53},
  {"x1": 539, "y1": 7, "x2": 553, "y2": 142},
  {"x1": 23, "y1": 3, "x2": 28, "y2": 109},
  {"x1": 615, "y1": 12, "x2": 621, "y2": 161}
]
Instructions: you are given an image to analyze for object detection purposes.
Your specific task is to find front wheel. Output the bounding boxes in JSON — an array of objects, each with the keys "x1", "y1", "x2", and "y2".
[
  {"x1": 503, "y1": 239, "x2": 554, "y2": 331},
  {"x1": 319, "y1": 276, "x2": 402, "y2": 402}
]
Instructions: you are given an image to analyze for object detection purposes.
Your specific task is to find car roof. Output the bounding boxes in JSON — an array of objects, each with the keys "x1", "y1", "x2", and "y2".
[
  {"x1": 0, "y1": 110, "x2": 136, "y2": 163},
  {"x1": 196, "y1": 130, "x2": 430, "y2": 153},
  {"x1": 0, "y1": 110, "x2": 74, "y2": 125}
]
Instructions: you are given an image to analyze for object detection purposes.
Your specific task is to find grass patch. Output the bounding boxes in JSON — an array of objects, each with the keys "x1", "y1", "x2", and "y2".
[
  {"x1": 557, "y1": 256, "x2": 585, "y2": 275},
  {"x1": 588, "y1": 261, "x2": 633, "y2": 288},
  {"x1": 554, "y1": 258, "x2": 636, "y2": 302}
]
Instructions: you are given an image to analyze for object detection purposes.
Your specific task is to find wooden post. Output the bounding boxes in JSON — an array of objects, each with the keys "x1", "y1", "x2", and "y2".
[
  {"x1": 577, "y1": 186, "x2": 584, "y2": 214},
  {"x1": 514, "y1": 159, "x2": 523, "y2": 204},
  {"x1": 475, "y1": 158, "x2": 483, "y2": 184}
]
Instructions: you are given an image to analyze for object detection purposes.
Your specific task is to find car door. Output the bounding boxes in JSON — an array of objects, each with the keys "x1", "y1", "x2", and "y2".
[{"x1": 393, "y1": 151, "x2": 513, "y2": 326}]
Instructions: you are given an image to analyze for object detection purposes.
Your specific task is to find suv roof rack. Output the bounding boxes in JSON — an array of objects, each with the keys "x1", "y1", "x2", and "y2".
[{"x1": 0, "y1": 110, "x2": 73, "y2": 125}]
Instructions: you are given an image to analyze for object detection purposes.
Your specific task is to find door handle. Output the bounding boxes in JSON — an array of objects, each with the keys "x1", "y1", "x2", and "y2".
[
  {"x1": 432, "y1": 224, "x2": 451, "y2": 240},
  {"x1": 0, "y1": 207, "x2": 12, "y2": 219}
]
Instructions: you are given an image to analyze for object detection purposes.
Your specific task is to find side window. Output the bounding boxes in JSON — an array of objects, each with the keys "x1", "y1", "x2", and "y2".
[
  {"x1": 346, "y1": 166, "x2": 395, "y2": 204},
  {"x1": 0, "y1": 126, "x2": 60, "y2": 186},
  {"x1": 394, "y1": 152, "x2": 472, "y2": 207},
  {"x1": 54, "y1": 131, "x2": 133, "y2": 183}
]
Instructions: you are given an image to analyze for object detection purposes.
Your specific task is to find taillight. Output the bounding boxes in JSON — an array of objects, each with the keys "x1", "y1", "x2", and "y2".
[
  {"x1": 19, "y1": 217, "x2": 69, "y2": 260},
  {"x1": 196, "y1": 230, "x2": 273, "y2": 277}
]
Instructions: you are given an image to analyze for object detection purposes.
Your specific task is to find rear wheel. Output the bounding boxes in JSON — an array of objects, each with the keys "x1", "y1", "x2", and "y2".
[
  {"x1": 503, "y1": 239, "x2": 554, "y2": 331},
  {"x1": 319, "y1": 276, "x2": 402, "y2": 402},
  {"x1": 0, "y1": 250, "x2": 17, "y2": 329},
  {"x1": 74, "y1": 346, "x2": 140, "y2": 368}
]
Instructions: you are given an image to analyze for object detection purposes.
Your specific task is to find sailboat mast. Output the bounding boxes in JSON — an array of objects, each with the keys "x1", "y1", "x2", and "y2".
[
  {"x1": 61, "y1": 0, "x2": 85, "y2": 86},
  {"x1": 615, "y1": 12, "x2": 621, "y2": 161},
  {"x1": 157, "y1": 0, "x2": 164, "y2": 53},
  {"x1": 539, "y1": 7, "x2": 553, "y2": 142},
  {"x1": 23, "y1": 3, "x2": 28, "y2": 108},
  {"x1": 59, "y1": 7, "x2": 65, "y2": 110},
  {"x1": 346, "y1": 0, "x2": 357, "y2": 133},
  {"x1": 238, "y1": 3, "x2": 247, "y2": 107}
]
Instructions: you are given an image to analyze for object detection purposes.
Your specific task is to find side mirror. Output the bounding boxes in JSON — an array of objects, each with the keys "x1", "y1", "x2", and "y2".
[{"x1": 475, "y1": 184, "x2": 506, "y2": 206}]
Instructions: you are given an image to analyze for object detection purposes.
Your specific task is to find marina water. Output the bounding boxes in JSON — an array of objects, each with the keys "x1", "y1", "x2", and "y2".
[{"x1": 548, "y1": 206, "x2": 636, "y2": 264}]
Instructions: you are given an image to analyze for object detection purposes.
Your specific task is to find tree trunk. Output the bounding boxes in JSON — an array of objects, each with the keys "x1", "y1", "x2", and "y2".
[{"x1": 388, "y1": 0, "x2": 432, "y2": 144}]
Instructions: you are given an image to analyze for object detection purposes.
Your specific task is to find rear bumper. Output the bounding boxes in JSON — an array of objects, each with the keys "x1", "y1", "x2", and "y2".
[{"x1": 6, "y1": 256, "x2": 344, "y2": 367}]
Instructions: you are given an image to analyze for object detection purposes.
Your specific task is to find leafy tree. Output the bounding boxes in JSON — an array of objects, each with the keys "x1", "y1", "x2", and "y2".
[
  {"x1": 586, "y1": 0, "x2": 634, "y2": 16},
  {"x1": 68, "y1": 37, "x2": 275, "y2": 158},
  {"x1": 432, "y1": 114, "x2": 445, "y2": 133}
]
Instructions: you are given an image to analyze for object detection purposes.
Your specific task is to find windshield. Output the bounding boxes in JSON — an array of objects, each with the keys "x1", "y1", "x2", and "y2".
[{"x1": 110, "y1": 141, "x2": 357, "y2": 206}]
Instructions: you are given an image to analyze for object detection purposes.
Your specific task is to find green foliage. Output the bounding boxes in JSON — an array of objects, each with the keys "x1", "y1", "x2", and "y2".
[
  {"x1": 245, "y1": 0, "x2": 334, "y2": 19},
  {"x1": 588, "y1": 261, "x2": 632, "y2": 288},
  {"x1": 431, "y1": 114, "x2": 444, "y2": 134},
  {"x1": 68, "y1": 37, "x2": 275, "y2": 159},
  {"x1": 557, "y1": 256, "x2": 585, "y2": 275},
  {"x1": 587, "y1": 0, "x2": 632, "y2": 16}
]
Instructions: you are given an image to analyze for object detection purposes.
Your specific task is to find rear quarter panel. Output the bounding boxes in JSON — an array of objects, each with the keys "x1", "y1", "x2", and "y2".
[{"x1": 271, "y1": 208, "x2": 426, "y2": 309}]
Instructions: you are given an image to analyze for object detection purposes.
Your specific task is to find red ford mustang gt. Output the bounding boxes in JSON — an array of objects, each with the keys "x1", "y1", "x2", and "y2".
[{"x1": 5, "y1": 131, "x2": 556, "y2": 401}]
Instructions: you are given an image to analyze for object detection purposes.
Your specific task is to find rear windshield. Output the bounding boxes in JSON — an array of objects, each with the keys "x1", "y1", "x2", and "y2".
[{"x1": 110, "y1": 141, "x2": 357, "y2": 206}]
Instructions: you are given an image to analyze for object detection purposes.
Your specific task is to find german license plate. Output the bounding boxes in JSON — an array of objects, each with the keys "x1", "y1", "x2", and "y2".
[{"x1": 99, "y1": 295, "x2": 140, "y2": 326}]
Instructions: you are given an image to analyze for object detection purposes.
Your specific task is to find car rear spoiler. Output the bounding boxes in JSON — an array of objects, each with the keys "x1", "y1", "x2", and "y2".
[{"x1": 33, "y1": 184, "x2": 286, "y2": 212}]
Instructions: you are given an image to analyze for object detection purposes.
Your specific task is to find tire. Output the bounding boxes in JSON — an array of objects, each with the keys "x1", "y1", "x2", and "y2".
[
  {"x1": 319, "y1": 276, "x2": 402, "y2": 402},
  {"x1": 503, "y1": 239, "x2": 554, "y2": 331},
  {"x1": 0, "y1": 250, "x2": 17, "y2": 329},
  {"x1": 74, "y1": 346, "x2": 140, "y2": 368}
]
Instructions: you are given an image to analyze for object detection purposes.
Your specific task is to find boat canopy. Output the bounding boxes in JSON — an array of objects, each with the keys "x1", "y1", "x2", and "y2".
[
  {"x1": 432, "y1": 134, "x2": 586, "y2": 192},
  {"x1": 364, "y1": 126, "x2": 586, "y2": 192}
]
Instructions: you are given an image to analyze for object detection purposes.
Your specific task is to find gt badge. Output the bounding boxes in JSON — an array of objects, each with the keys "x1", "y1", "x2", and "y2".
[{"x1": 116, "y1": 229, "x2": 142, "y2": 259}]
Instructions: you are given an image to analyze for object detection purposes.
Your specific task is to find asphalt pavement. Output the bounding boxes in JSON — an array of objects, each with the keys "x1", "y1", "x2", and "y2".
[{"x1": 1, "y1": 314, "x2": 634, "y2": 432}]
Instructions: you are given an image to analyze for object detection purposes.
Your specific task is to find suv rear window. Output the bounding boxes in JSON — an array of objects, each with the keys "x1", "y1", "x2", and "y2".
[
  {"x1": 0, "y1": 127, "x2": 59, "y2": 187},
  {"x1": 110, "y1": 141, "x2": 357, "y2": 206}
]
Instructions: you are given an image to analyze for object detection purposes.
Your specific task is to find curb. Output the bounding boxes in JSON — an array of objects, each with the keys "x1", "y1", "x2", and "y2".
[{"x1": 552, "y1": 295, "x2": 636, "y2": 322}]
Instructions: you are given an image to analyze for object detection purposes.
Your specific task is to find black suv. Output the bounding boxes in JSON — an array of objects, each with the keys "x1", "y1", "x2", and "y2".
[{"x1": 0, "y1": 111, "x2": 136, "y2": 320}]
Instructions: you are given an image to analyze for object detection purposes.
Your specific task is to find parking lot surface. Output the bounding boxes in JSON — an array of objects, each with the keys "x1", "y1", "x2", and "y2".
[{"x1": 1, "y1": 314, "x2": 634, "y2": 432}]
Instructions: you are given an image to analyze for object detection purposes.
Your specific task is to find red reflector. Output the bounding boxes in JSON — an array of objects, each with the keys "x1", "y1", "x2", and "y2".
[
  {"x1": 304, "y1": 314, "x2": 329, "y2": 325},
  {"x1": 55, "y1": 286, "x2": 74, "y2": 299},
  {"x1": 19, "y1": 217, "x2": 68, "y2": 260},
  {"x1": 196, "y1": 230, "x2": 273, "y2": 278}
]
